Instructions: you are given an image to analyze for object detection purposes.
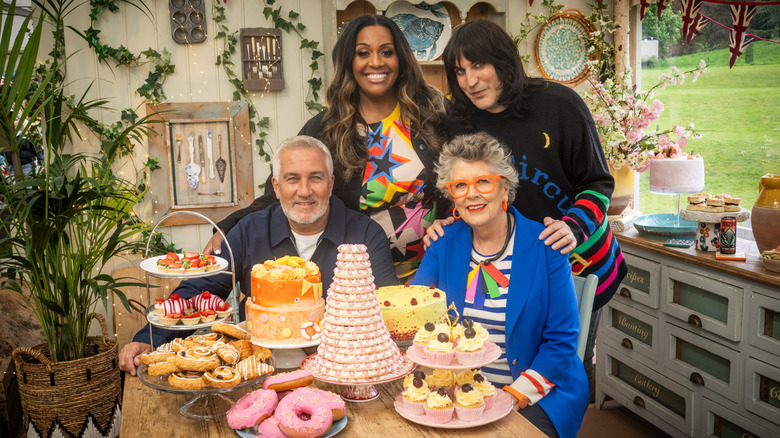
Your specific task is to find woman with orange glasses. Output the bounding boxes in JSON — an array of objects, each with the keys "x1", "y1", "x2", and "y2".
[{"x1": 413, "y1": 132, "x2": 588, "y2": 438}]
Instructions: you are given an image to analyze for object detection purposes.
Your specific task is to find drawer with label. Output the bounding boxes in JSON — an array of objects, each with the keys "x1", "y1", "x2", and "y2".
[
  {"x1": 747, "y1": 289, "x2": 780, "y2": 358},
  {"x1": 598, "y1": 345, "x2": 694, "y2": 436},
  {"x1": 700, "y1": 397, "x2": 775, "y2": 438},
  {"x1": 662, "y1": 322, "x2": 740, "y2": 402},
  {"x1": 662, "y1": 266, "x2": 743, "y2": 342},
  {"x1": 744, "y1": 357, "x2": 780, "y2": 425},
  {"x1": 616, "y1": 252, "x2": 661, "y2": 310},
  {"x1": 601, "y1": 299, "x2": 659, "y2": 362}
]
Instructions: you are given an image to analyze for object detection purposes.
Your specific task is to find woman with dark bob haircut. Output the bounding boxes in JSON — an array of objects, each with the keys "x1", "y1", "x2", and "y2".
[
  {"x1": 206, "y1": 15, "x2": 448, "y2": 281},
  {"x1": 426, "y1": 19, "x2": 627, "y2": 414}
]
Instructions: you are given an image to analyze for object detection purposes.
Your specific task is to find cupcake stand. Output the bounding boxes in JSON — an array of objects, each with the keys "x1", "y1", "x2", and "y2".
[
  {"x1": 253, "y1": 338, "x2": 319, "y2": 369},
  {"x1": 634, "y1": 186, "x2": 700, "y2": 239},
  {"x1": 395, "y1": 342, "x2": 516, "y2": 428},
  {"x1": 679, "y1": 208, "x2": 751, "y2": 251},
  {"x1": 301, "y1": 352, "x2": 416, "y2": 402},
  {"x1": 138, "y1": 211, "x2": 252, "y2": 420}
]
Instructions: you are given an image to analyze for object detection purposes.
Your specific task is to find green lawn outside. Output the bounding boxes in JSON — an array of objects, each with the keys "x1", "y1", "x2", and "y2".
[{"x1": 637, "y1": 43, "x2": 780, "y2": 214}]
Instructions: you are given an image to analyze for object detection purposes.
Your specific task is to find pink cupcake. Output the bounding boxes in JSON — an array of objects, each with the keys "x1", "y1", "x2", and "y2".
[
  {"x1": 454, "y1": 383, "x2": 485, "y2": 422},
  {"x1": 454, "y1": 327, "x2": 486, "y2": 366},
  {"x1": 473, "y1": 373, "x2": 497, "y2": 410},
  {"x1": 401, "y1": 376, "x2": 429, "y2": 416},
  {"x1": 424, "y1": 332, "x2": 454, "y2": 366},
  {"x1": 423, "y1": 388, "x2": 454, "y2": 423}
]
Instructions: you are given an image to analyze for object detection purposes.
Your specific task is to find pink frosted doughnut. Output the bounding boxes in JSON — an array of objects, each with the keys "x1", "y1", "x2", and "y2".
[
  {"x1": 306, "y1": 388, "x2": 347, "y2": 421},
  {"x1": 257, "y1": 416, "x2": 287, "y2": 438},
  {"x1": 275, "y1": 388, "x2": 333, "y2": 438},
  {"x1": 226, "y1": 389, "x2": 278, "y2": 430},
  {"x1": 262, "y1": 369, "x2": 313, "y2": 391}
]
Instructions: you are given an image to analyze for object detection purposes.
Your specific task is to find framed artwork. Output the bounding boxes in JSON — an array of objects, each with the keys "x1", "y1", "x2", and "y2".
[
  {"x1": 146, "y1": 101, "x2": 254, "y2": 226},
  {"x1": 535, "y1": 9, "x2": 599, "y2": 87}
]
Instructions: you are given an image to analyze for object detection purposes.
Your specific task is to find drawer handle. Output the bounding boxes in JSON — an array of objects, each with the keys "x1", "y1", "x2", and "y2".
[
  {"x1": 687, "y1": 314, "x2": 702, "y2": 328},
  {"x1": 621, "y1": 338, "x2": 634, "y2": 350},
  {"x1": 619, "y1": 287, "x2": 632, "y2": 299},
  {"x1": 690, "y1": 372, "x2": 704, "y2": 386},
  {"x1": 633, "y1": 396, "x2": 645, "y2": 408}
]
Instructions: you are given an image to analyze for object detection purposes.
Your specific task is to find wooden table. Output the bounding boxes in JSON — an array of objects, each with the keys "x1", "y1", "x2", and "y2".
[{"x1": 120, "y1": 373, "x2": 545, "y2": 437}]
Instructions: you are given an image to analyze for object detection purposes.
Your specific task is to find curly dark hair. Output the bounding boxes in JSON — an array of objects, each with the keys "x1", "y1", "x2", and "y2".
[
  {"x1": 320, "y1": 15, "x2": 446, "y2": 181},
  {"x1": 442, "y1": 20, "x2": 546, "y2": 122}
]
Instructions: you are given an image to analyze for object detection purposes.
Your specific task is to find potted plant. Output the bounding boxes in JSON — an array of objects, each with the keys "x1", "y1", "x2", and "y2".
[{"x1": 0, "y1": 3, "x2": 156, "y2": 436}]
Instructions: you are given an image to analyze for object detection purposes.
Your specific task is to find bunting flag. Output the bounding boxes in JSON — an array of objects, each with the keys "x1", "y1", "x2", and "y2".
[
  {"x1": 680, "y1": 0, "x2": 704, "y2": 42},
  {"x1": 656, "y1": 0, "x2": 674, "y2": 19},
  {"x1": 686, "y1": 13, "x2": 709, "y2": 43},
  {"x1": 728, "y1": 4, "x2": 758, "y2": 68},
  {"x1": 639, "y1": 0, "x2": 652, "y2": 20}
]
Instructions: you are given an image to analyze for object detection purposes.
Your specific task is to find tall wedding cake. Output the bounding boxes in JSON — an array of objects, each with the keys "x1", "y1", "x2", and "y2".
[{"x1": 311, "y1": 244, "x2": 405, "y2": 381}]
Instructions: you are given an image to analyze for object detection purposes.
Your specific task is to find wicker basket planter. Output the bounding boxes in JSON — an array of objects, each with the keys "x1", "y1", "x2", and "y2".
[{"x1": 12, "y1": 314, "x2": 121, "y2": 438}]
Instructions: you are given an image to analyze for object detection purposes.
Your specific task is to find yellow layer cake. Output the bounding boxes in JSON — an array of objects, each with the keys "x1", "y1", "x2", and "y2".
[{"x1": 377, "y1": 285, "x2": 447, "y2": 340}]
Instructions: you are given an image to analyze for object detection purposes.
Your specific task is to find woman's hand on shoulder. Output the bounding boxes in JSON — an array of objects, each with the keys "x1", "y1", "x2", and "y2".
[
  {"x1": 423, "y1": 217, "x2": 456, "y2": 248},
  {"x1": 540, "y1": 217, "x2": 577, "y2": 254}
]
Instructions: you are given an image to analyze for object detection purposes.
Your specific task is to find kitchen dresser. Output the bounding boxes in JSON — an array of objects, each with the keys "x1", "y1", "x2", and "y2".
[{"x1": 596, "y1": 228, "x2": 780, "y2": 438}]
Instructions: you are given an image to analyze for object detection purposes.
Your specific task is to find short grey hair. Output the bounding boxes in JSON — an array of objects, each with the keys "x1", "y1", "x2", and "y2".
[
  {"x1": 435, "y1": 132, "x2": 519, "y2": 202},
  {"x1": 272, "y1": 135, "x2": 334, "y2": 179}
]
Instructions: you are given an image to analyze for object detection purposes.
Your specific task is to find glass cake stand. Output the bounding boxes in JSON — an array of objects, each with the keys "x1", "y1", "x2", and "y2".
[
  {"x1": 136, "y1": 357, "x2": 274, "y2": 421},
  {"x1": 301, "y1": 352, "x2": 416, "y2": 402},
  {"x1": 635, "y1": 186, "x2": 704, "y2": 239}
]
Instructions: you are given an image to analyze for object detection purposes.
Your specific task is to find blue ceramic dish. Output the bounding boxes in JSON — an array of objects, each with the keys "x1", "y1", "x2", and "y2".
[{"x1": 633, "y1": 213, "x2": 697, "y2": 239}]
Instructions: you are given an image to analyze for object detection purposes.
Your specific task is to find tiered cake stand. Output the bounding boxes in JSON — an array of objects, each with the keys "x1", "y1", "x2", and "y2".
[
  {"x1": 301, "y1": 352, "x2": 416, "y2": 402},
  {"x1": 395, "y1": 342, "x2": 515, "y2": 428},
  {"x1": 680, "y1": 208, "x2": 750, "y2": 251},
  {"x1": 138, "y1": 210, "x2": 243, "y2": 420},
  {"x1": 634, "y1": 187, "x2": 702, "y2": 239}
]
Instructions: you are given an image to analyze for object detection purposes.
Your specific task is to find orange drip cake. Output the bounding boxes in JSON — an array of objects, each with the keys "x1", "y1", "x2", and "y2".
[{"x1": 245, "y1": 256, "x2": 325, "y2": 344}]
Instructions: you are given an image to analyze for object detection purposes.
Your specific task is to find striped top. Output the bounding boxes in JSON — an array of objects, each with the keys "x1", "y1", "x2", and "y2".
[{"x1": 465, "y1": 225, "x2": 555, "y2": 405}]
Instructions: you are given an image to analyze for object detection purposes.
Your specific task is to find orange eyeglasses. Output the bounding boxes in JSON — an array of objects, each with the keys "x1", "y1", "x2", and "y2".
[{"x1": 444, "y1": 174, "x2": 503, "y2": 198}]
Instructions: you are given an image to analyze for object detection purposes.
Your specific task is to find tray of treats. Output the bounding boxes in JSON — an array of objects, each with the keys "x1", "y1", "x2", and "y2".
[
  {"x1": 140, "y1": 252, "x2": 228, "y2": 278},
  {"x1": 407, "y1": 318, "x2": 500, "y2": 370},
  {"x1": 406, "y1": 341, "x2": 501, "y2": 370},
  {"x1": 229, "y1": 371, "x2": 347, "y2": 437},
  {"x1": 394, "y1": 368, "x2": 514, "y2": 428},
  {"x1": 137, "y1": 323, "x2": 275, "y2": 394},
  {"x1": 145, "y1": 291, "x2": 234, "y2": 329}
]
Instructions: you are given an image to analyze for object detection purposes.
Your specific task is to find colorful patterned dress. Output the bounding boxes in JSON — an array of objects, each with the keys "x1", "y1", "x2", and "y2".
[{"x1": 360, "y1": 104, "x2": 438, "y2": 279}]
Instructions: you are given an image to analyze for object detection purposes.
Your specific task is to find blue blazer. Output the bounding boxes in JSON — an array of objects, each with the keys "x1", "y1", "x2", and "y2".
[{"x1": 413, "y1": 206, "x2": 588, "y2": 438}]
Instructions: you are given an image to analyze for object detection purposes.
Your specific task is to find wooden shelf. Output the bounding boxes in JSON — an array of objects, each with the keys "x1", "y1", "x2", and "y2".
[{"x1": 240, "y1": 28, "x2": 284, "y2": 91}]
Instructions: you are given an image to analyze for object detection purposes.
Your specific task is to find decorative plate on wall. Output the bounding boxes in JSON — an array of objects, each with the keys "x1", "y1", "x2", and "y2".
[
  {"x1": 386, "y1": 2, "x2": 451, "y2": 61},
  {"x1": 535, "y1": 9, "x2": 598, "y2": 86}
]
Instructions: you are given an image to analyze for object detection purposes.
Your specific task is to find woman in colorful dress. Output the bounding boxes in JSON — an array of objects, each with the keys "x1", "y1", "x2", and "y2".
[
  {"x1": 413, "y1": 132, "x2": 588, "y2": 438},
  {"x1": 206, "y1": 15, "x2": 446, "y2": 280}
]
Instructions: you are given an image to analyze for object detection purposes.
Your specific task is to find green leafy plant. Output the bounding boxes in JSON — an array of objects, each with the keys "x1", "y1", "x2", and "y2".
[{"x1": 0, "y1": 2, "x2": 156, "y2": 362}]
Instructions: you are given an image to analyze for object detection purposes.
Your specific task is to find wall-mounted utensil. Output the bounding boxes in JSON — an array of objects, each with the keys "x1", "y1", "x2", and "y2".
[
  {"x1": 198, "y1": 191, "x2": 225, "y2": 196},
  {"x1": 198, "y1": 135, "x2": 206, "y2": 183},
  {"x1": 185, "y1": 135, "x2": 200, "y2": 188},
  {"x1": 175, "y1": 133, "x2": 182, "y2": 163},
  {"x1": 207, "y1": 129, "x2": 215, "y2": 179},
  {"x1": 216, "y1": 133, "x2": 227, "y2": 183}
]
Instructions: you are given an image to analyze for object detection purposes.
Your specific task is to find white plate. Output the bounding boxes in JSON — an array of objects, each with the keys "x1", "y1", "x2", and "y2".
[
  {"x1": 236, "y1": 415, "x2": 347, "y2": 438},
  {"x1": 387, "y1": 2, "x2": 451, "y2": 61},
  {"x1": 406, "y1": 342, "x2": 502, "y2": 370},
  {"x1": 145, "y1": 305, "x2": 233, "y2": 330},
  {"x1": 394, "y1": 390, "x2": 514, "y2": 428},
  {"x1": 140, "y1": 254, "x2": 228, "y2": 278}
]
